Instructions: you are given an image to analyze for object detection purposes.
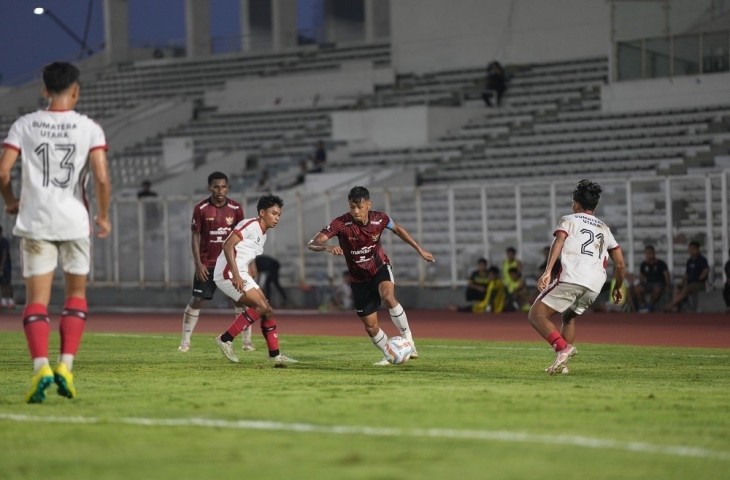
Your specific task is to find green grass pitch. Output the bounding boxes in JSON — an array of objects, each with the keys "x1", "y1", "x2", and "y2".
[{"x1": 0, "y1": 331, "x2": 728, "y2": 479}]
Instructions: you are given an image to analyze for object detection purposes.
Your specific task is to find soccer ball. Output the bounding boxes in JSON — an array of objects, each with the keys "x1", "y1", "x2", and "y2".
[{"x1": 384, "y1": 336, "x2": 413, "y2": 365}]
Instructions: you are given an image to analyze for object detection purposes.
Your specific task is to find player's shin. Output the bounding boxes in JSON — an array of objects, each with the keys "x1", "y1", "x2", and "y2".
[
  {"x1": 59, "y1": 297, "x2": 87, "y2": 370},
  {"x1": 371, "y1": 328, "x2": 388, "y2": 353},
  {"x1": 23, "y1": 304, "x2": 51, "y2": 371},
  {"x1": 261, "y1": 317, "x2": 279, "y2": 356},
  {"x1": 181, "y1": 305, "x2": 200, "y2": 345},
  {"x1": 220, "y1": 308, "x2": 257, "y2": 342},
  {"x1": 388, "y1": 304, "x2": 414, "y2": 344}
]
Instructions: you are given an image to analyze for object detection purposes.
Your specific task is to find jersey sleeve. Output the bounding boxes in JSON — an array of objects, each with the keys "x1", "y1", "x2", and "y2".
[
  {"x1": 383, "y1": 213, "x2": 394, "y2": 231},
  {"x1": 191, "y1": 205, "x2": 203, "y2": 233},
  {"x1": 320, "y1": 216, "x2": 343, "y2": 239},
  {"x1": 89, "y1": 121, "x2": 107, "y2": 151},
  {"x1": 554, "y1": 215, "x2": 572, "y2": 237},
  {"x1": 605, "y1": 229, "x2": 620, "y2": 251},
  {"x1": 3, "y1": 119, "x2": 22, "y2": 151}
]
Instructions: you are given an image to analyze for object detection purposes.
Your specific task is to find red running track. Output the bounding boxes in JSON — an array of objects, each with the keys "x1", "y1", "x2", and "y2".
[{"x1": 0, "y1": 309, "x2": 728, "y2": 348}]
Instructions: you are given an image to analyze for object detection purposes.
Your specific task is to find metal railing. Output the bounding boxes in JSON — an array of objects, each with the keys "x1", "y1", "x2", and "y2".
[{"x1": 2, "y1": 171, "x2": 728, "y2": 290}]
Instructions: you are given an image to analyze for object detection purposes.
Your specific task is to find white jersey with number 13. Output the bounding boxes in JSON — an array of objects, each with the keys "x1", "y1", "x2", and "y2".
[{"x1": 3, "y1": 109, "x2": 106, "y2": 240}]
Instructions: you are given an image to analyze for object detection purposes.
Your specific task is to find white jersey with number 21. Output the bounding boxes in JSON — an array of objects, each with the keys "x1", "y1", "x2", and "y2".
[
  {"x1": 3, "y1": 110, "x2": 106, "y2": 240},
  {"x1": 554, "y1": 213, "x2": 619, "y2": 293}
]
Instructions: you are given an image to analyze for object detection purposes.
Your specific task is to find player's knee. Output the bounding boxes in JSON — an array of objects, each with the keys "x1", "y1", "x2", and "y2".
[
  {"x1": 189, "y1": 297, "x2": 204, "y2": 309},
  {"x1": 381, "y1": 294, "x2": 397, "y2": 307},
  {"x1": 256, "y1": 303, "x2": 272, "y2": 318}
]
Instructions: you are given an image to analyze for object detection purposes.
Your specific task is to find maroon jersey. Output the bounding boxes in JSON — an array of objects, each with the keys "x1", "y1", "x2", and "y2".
[
  {"x1": 320, "y1": 211, "x2": 393, "y2": 282},
  {"x1": 191, "y1": 197, "x2": 244, "y2": 268}
]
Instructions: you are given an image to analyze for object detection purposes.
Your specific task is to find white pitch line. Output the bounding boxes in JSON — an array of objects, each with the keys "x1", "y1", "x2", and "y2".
[{"x1": 0, "y1": 413, "x2": 727, "y2": 461}]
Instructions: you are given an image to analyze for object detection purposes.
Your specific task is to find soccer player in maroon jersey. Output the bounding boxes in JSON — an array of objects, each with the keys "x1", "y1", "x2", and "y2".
[
  {"x1": 307, "y1": 186, "x2": 435, "y2": 365},
  {"x1": 178, "y1": 172, "x2": 248, "y2": 352}
]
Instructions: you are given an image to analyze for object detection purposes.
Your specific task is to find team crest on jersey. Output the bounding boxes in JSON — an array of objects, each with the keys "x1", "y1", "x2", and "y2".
[
  {"x1": 371, "y1": 234, "x2": 380, "y2": 242},
  {"x1": 226, "y1": 216, "x2": 235, "y2": 225}
]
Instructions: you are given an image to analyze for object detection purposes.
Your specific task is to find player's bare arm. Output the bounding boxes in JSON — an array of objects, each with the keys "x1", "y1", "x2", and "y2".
[
  {"x1": 391, "y1": 223, "x2": 435, "y2": 263},
  {"x1": 307, "y1": 232, "x2": 343, "y2": 256},
  {"x1": 0, "y1": 147, "x2": 20, "y2": 214},
  {"x1": 89, "y1": 148, "x2": 112, "y2": 238},
  {"x1": 609, "y1": 247, "x2": 626, "y2": 304},
  {"x1": 191, "y1": 231, "x2": 208, "y2": 281},
  {"x1": 538, "y1": 233, "x2": 566, "y2": 291},
  {"x1": 222, "y1": 232, "x2": 245, "y2": 292}
]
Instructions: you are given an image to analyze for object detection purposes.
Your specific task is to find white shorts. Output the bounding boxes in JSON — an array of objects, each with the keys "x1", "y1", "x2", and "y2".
[
  {"x1": 214, "y1": 271, "x2": 260, "y2": 301},
  {"x1": 538, "y1": 281, "x2": 598, "y2": 315},
  {"x1": 21, "y1": 237, "x2": 90, "y2": 278}
]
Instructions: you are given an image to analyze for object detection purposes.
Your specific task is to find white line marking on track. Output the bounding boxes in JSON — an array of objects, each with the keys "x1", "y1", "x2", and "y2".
[{"x1": 0, "y1": 413, "x2": 727, "y2": 461}]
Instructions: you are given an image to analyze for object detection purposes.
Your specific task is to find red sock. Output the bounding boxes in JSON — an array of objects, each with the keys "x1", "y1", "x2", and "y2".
[
  {"x1": 225, "y1": 308, "x2": 259, "y2": 338},
  {"x1": 261, "y1": 316, "x2": 279, "y2": 356},
  {"x1": 23, "y1": 303, "x2": 50, "y2": 359},
  {"x1": 547, "y1": 331, "x2": 568, "y2": 352},
  {"x1": 60, "y1": 297, "x2": 88, "y2": 355}
]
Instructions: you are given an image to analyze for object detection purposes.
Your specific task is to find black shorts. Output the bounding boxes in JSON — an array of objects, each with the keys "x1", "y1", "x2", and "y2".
[
  {"x1": 351, "y1": 265, "x2": 394, "y2": 317},
  {"x1": 192, "y1": 267, "x2": 217, "y2": 300}
]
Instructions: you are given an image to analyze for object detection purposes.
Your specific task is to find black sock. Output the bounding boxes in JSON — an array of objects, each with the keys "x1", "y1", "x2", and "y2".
[{"x1": 221, "y1": 332, "x2": 234, "y2": 343}]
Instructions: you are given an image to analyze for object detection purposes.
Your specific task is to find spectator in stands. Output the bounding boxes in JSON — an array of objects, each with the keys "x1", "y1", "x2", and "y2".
[
  {"x1": 137, "y1": 180, "x2": 158, "y2": 198},
  {"x1": 0, "y1": 225, "x2": 14, "y2": 309},
  {"x1": 312, "y1": 140, "x2": 327, "y2": 173},
  {"x1": 281, "y1": 160, "x2": 308, "y2": 189},
  {"x1": 501, "y1": 247, "x2": 523, "y2": 286},
  {"x1": 482, "y1": 61, "x2": 507, "y2": 107},
  {"x1": 664, "y1": 241, "x2": 710, "y2": 313},
  {"x1": 320, "y1": 270, "x2": 353, "y2": 312},
  {"x1": 448, "y1": 258, "x2": 491, "y2": 312},
  {"x1": 257, "y1": 169, "x2": 271, "y2": 191},
  {"x1": 504, "y1": 267, "x2": 531, "y2": 312},
  {"x1": 537, "y1": 245, "x2": 561, "y2": 284},
  {"x1": 632, "y1": 245, "x2": 671, "y2": 313},
  {"x1": 723, "y1": 250, "x2": 730, "y2": 313},
  {"x1": 471, "y1": 267, "x2": 506, "y2": 313},
  {"x1": 255, "y1": 254, "x2": 287, "y2": 306},
  {"x1": 465, "y1": 257, "x2": 490, "y2": 302}
]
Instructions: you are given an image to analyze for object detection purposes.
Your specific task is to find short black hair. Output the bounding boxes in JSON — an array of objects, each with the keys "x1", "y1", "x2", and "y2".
[
  {"x1": 644, "y1": 245, "x2": 655, "y2": 252},
  {"x1": 506, "y1": 247, "x2": 516, "y2": 254},
  {"x1": 572, "y1": 179, "x2": 602, "y2": 211},
  {"x1": 348, "y1": 186, "x2": 370, "y2": 203},
  {"x1": 477, "y1": 258, "x2": 487, "y2": 265},
  {"x1": 43, "y1": 62, "x2": 80, "y2": 94},
  {"x1": 488, "y1": 266, "x2": 500, "y2": 275},
  {"x1": 208, "y1": 171, "x2": 228, "y2": 185},
  {"x1": 689, "y1": 241, "x2": 700, "y2": 249},
  {"x1": 257, "y1": 193, "x2": 283, "y2": 212}
]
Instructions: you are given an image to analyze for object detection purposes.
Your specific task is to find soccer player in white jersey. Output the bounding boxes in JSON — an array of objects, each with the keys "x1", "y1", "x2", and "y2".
[
  {"x1": 528, "y1": 180, "x2": 625, "y2": 375},
  {"x1": 0, "y1": 62, "x2": 112, "y2": 403},
  {"x1": 212, "y1": 194, "x2": 297, "y2": 366}
]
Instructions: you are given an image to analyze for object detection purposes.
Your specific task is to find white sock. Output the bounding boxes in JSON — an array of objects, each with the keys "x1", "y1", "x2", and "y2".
[
  {"x1": 371, "y1": 328, "x2": 388, "y2": 354},
  {"x1": 389, "y1": 304, "x2": 415, "y2": 346},
  {"x1": 33, "y1": 357, "x2": 50, "y2": 373},
  {"x1": 59, "y1": 354, "x2": 74, "y2": 370},
  {"x1": 242, "y1": 325, "x2": 252, "y2": 345},
  {"x1": 181, "y1": 305, "x2": 200, "y2": 345}
]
